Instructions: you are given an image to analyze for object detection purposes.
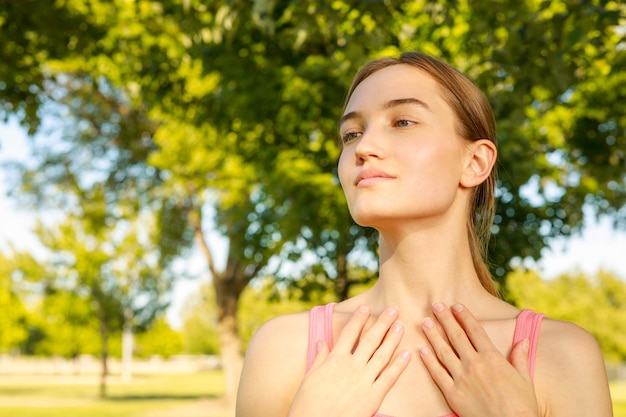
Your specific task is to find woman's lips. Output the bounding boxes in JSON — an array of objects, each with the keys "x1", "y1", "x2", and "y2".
[{"x1": 355, "y1": 169, "x2": 396, "y2": 186}]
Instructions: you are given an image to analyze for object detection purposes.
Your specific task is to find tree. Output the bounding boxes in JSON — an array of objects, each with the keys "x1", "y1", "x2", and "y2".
[
  {"x1": 134, "y1": 318, "x2": 184, "y2": 359},
  {"x1": 0, "y1": 251, "x2": 29, "y2": 354},
  {"x1": 180, "y1": 281, "x2": 221, "y2": 355},
  {"x1": 2, "y1": 44, "x2": 189, "y2": 394},
  {"x1": 12, "y1": 207, "x2": 177, "y2": 397},
  {"x1": 29, "y1": 290, "x2": 102, "y2": 358},
  {"x1": 0, "y1": 0, "x2": 107, "y2": 133}
]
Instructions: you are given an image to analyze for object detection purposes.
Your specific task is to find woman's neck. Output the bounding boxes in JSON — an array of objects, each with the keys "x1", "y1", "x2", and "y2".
[{"x1": 359, "y1": 226, "x2": 493, "y2": 321}]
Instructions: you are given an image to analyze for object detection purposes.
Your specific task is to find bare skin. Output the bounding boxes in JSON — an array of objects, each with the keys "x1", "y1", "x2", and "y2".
[
  {"x1": 236, "y1": 64, "x2": 613, "y2": 417},
  {"x1": 237, "y1": 300, "x2": 611, "y2": 417}
]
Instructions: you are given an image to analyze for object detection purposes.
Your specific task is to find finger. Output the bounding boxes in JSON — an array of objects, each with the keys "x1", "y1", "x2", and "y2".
[
  {"x1": 422, "y1": 316, "x2": 461, "y2": 376},
  {"x1": 353, "y1": 307, "x2": 399, "y2": 362},
  {"x1": 308, "y1": 340, "x2": 330, "y2": 373},
  {"x1": 419, "y1": 345, "x2": 454, "y2": 393},
  {"x1": 365, "y1": 321, "x2": 404, "y2": 379},
  {"x1": 432, "y1": 302, "x2": 476, "y2": 358},
  {"x1": 333, "y1": 305, "x2": 371, "y2": 353},
  {"x1": 510, "y1": 338, "x2": 532, "y2": 380},
  {"x1": 372, "y1": 349, "x2": 411, "y2": 396},
  {"x1": 449, "y1": 303, "x2": 497, "y2": 353}
]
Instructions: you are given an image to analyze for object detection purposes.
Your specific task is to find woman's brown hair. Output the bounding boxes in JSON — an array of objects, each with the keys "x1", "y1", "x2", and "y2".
[{"x1": 342, "y1": 51, "x2": 499, "y2": 296}]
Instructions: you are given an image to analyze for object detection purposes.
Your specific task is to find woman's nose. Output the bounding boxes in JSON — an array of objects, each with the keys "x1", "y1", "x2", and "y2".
[{"x1": 354, "y1": 129, "x2": 385, "y2": 162}]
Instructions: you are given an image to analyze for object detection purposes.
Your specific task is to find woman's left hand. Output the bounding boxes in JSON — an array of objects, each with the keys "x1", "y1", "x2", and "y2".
[{"x1": 419, "y1": 302, "x2": 540, "y2": 417}]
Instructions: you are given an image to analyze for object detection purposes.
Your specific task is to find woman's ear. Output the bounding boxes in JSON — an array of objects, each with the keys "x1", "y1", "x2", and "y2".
[{"x1": 460, "y1": 139, "x2": 497, "y2": 188}]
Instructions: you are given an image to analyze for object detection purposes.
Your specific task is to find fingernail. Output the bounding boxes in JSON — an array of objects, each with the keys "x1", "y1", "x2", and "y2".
[
  {"x1": 358, "y1": 305, "x2": 369, "y2": 314},
  {"x1": 432, "y1": 302, "x2": 444, "y2": 312},
  {"x1": 419, "y1": 347, "x2": 431, "y2": 356},
  {"x1": 392, "y1": 321, "x2": 404, "y2": 333},
  {"x1": 400, "y1": 350, "x2": 411, "y2": 360},
  {"x1": 423, "y1": 317, "x2": 435, "y2": 329},
  {"x1": 385, "y1": 306, "x2": 398, "y2": 317},
  {"x1": 522, "y1": 338, "x2": 529, "y2": 352},
  {"x1": 452, "y1": 304, "x2": 464, "y2": 312}
]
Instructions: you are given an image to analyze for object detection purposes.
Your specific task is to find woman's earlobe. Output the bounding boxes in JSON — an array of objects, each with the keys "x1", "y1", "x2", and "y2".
[{"x1": 460, "y1": 140, "x2": 497, "y2": 187}]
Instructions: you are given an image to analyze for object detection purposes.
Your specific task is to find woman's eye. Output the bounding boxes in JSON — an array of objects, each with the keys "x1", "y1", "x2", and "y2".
[
  {"x1": 341, "y1": 131, "x2": 361, "y2": 143},
  {"x1": 394, "y1": 119, "x2": 415, "y2": 128}
]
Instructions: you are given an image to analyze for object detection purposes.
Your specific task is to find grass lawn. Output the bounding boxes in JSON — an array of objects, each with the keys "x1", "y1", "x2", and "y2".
[
  {"x1": 0, "y1": 372, "x2": 232, "y2": 417},
  {"x1": 1, "y1": 371, "x2": 624, "y2": 416}
]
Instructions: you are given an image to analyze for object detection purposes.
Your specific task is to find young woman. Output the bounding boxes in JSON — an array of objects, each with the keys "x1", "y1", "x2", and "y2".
[{"x1": 236, "y1": 52, "x2": 613, "y2": 417}]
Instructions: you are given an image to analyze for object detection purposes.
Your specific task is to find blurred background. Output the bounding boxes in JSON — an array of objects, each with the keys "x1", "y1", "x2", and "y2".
[{"x1": 1, "y1": 0, "x2": 625, "y2": 416}]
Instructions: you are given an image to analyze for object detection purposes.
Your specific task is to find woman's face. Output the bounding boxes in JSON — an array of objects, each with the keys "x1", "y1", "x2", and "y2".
[{"x1": 338, "y1": 64, "x2": 470, "y2": 230}]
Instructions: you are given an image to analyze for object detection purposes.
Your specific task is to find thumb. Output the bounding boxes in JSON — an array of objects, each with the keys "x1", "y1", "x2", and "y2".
[
  {"x1": 510, "y1": 338, "x2": 531, "y2": 379},
  {"x1": 309, "y1": 340, "x2": 330, "y2": 372}
]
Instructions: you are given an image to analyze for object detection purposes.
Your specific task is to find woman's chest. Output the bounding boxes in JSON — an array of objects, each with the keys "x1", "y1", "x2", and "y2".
[{"x1": 375, "y1": 359, "x2": 454, "y2": 417}]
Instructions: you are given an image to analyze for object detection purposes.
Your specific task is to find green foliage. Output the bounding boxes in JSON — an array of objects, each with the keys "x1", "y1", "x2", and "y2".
[
  {"x1": 0, "y1": 210, "x2": 178, "y2": 377},
  {"x1": 134, "y1": 318, "x2": 184, "y2": 359},
  {"x1": 238, "y1": 278, "x2": 336, "y2": 350},
  {"x1": 0, "y1": 251, "x2": 29, "y2": 353},
  {"x1": 506, "y1": 268, "x2": 626, "y2": 363},
  {"x1": 3, "y1": 0, "x2": 624, "y2": 290},
  {"x1": 28, "y1": 291, "x2": 102, "y2": 357},
  {"x1": 180, "y1": 283, "x2": 221, "y2": 355},
  {"x1": 0, "y1": 0, "x2": 109, "y2": 133},
  {"x1": 179, "y1": 279, "x2": 335, "y2": 352}
]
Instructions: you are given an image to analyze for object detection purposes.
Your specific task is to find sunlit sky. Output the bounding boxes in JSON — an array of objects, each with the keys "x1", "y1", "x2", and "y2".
[{"x1": 1, "y1": 118, "x2": 625, "y2": 328}]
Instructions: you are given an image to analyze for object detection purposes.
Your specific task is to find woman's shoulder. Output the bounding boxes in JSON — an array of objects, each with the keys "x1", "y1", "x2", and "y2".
[
  {"x1": 537, "y1": 317, "x2": 604, "y2": 365},
  {"x1": 237, "y1": 309, "x2": 314, "y2": 417},
  {"x1": 246, "y1": 309, "x2": 312, "y2": 364},
  {"x1": 534, "y1": 317, "x2": 612, "y2": 415}
]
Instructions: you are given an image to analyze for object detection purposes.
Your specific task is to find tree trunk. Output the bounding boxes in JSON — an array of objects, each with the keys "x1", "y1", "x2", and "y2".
[
  {"x1": 213, "y1": 264, "x2": 249, "y2": 408},
  {"x1": 98, "y1": 314, "x2": 109, "y2": 398},
  {"x1": 192, "y1": 209, "x2": 256, "y2": 408},
  {"x1": 121, "y1": 324, "x2": 133, "y2": 382}
]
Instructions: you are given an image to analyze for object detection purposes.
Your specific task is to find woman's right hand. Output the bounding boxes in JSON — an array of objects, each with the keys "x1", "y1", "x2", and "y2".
[{"x1": 287, "y1": 305, "x2": 411, "y2": 417}]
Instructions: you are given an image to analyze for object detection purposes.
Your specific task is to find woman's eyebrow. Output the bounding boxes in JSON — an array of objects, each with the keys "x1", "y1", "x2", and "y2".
[
  {"x1": 338, "y1": 111, "x2": 360, "y2": 128},
  {"x1": 382, "y1": 97, "x2": 432, "y2": 111},
  {"x1": 339, "y1": 97, "x2": 432, "y2": 128}
]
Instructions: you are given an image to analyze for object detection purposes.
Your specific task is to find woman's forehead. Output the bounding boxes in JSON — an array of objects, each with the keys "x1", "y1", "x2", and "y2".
[{"x1": 344, "y1": 65, "x2": 449, "y2": 116}]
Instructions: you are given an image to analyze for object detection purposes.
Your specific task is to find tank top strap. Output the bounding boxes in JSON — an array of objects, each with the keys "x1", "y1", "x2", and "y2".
[
  {"x1": 511, "y1": 309, "x2": 545, "y2": 377},
  {"x1": 306, "y1": 302, "x2": 336, "y2": 372}
]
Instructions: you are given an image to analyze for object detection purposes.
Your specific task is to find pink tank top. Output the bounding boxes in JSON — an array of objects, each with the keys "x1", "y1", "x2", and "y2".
[{"x1": 306, "y1": 303, "x2": 545, "y2": 417}]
